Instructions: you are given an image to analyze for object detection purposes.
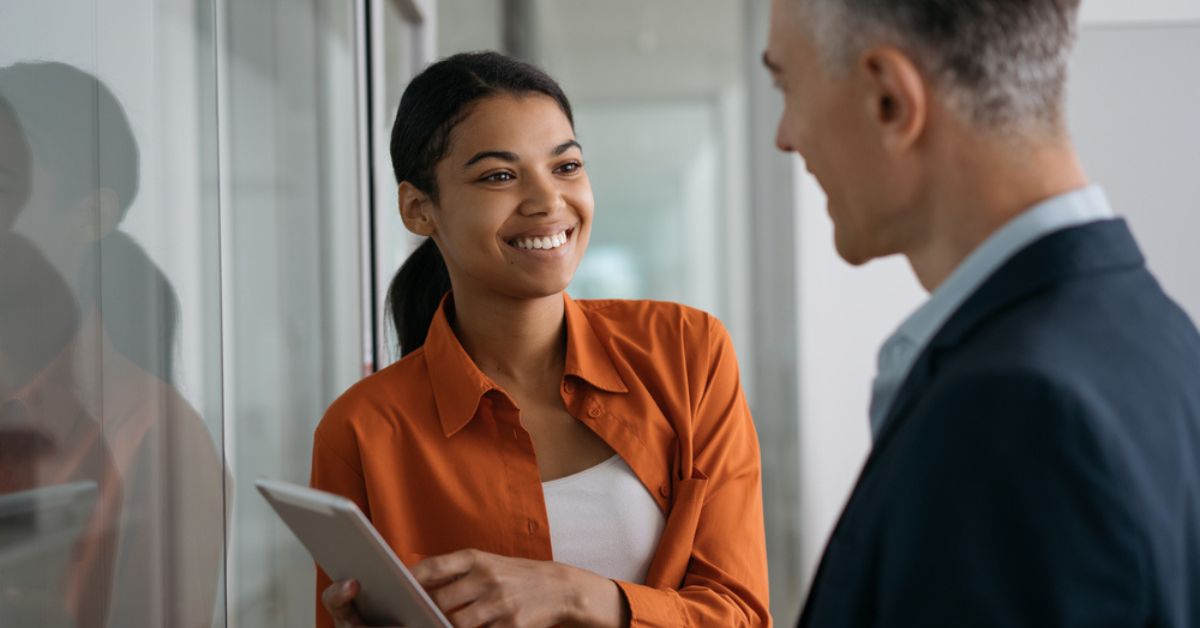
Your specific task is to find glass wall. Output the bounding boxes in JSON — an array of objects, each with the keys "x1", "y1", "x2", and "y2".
[
  {"x1": 0, "y1": 1, "x2": 227, "y2": 626},
  {"x1": 219, "y1": 0, "x2": 364, "y2": 625},
  {"x1": 369, "y1": 0, "x2": 434, "y2": 365},
  {"x1": 1, "y1": 0, "x2": 367, "y2": 626}
]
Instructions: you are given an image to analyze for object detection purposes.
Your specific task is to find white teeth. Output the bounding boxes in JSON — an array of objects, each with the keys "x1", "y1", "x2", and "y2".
[{"x1": 512, "y1": 230, "x2": 570, "y2": 251}]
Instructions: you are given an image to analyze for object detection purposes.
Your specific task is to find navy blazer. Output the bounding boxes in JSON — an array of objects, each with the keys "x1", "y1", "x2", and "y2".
[{"x1": 798, "y1": 220, "x2": 1200, "y2": 627}]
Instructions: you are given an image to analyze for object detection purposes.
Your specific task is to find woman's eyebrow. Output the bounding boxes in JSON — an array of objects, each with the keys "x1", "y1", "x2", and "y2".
[
  {"x1": 464, "y1": 140, "x2": 581, "y2": 168},
  {"x1": 552, "y1": 139, "x2": 582, "y2": 156},
  {"x1": 464, "y1": 150, "x2": 519, "y2": 168}
]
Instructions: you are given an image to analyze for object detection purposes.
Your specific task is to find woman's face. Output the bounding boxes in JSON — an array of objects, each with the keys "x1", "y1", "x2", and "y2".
[{"x1": 425, "y1": 93, "x2": 593, "y2": 301}]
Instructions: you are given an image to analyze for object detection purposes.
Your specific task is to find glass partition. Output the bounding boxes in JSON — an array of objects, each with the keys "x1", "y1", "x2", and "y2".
[
  {"x1": 370, "y1": 0, "x2": 434, "y2": 365},
  {"x1": 0, "y1": 1, "x2": 369, "y2": 626},
  {"x1": 0, "y1": 1, "x2": 226, "y2": 626},
  {"x1": 219, "y1": 0, "x2": 364, "y2": 625}
]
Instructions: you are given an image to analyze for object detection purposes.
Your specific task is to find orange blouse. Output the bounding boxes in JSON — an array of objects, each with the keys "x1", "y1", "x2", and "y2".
[{"x1": 310, "y1": 294, "x2": 771, "y2": 627}]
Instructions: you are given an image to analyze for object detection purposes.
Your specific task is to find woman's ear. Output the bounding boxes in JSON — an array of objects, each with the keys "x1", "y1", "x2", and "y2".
[{"x1": 398, "y1": 182, "x2": 435, "y2": 237}]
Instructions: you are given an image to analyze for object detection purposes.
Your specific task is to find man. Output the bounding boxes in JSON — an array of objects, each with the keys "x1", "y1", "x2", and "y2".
[{"x1": 763, "y1": 0, "x2": 1200, "y2": 626}]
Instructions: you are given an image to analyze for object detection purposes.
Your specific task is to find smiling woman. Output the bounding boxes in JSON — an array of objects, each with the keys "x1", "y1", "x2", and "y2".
[{"x1": 310, "y1": 51, "x2": 771, "y2": 628}]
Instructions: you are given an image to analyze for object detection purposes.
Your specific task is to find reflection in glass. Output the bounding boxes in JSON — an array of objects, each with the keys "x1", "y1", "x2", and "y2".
[{"x1": 0, "y1": 62, "x2": 224, "y2": 628}]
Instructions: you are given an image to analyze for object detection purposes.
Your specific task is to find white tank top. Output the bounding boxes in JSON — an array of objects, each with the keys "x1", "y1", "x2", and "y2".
[{"x1": 541, "y1": 455, "x2": 666, "y2": 584}]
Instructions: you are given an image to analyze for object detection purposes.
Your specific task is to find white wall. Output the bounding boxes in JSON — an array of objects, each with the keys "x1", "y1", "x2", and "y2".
[
  {"x1": 1080, "y1": 0, "x2": 1200, "y2": 25},
  {"x1": 792, "y1": 3, "x2": 1200, "y2": 595},
  {"x1": 1069, "y1": 24, "x2": 1200, "y2": 323}
]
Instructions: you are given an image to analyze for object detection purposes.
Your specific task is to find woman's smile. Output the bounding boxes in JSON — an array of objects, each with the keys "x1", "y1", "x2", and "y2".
[{"x1": 503, "y1": 224, "x2": 577, "y2": 257}]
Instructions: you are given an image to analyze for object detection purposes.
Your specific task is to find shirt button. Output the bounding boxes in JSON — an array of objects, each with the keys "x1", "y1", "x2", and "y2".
[
  {"x1": 527, "y1": 520, "x2": 537, "y2": 534},
  {"x1": 658, "y1": 484, "x2": 669, "y2": 499},
  {"x1": 510, "y1": 428, "x2": 520, "y2": 441},
  {"x1": 587, "y1": 405, "x2": 603, "y2": 419}
]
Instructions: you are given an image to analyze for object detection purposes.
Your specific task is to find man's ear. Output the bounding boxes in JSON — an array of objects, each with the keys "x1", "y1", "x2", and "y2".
[
  {"x1": 858, "y1": 45, "x2": 927, "y2": 154},
  {"x1": 398, "y1": 181, "x2": 435, "y2": 237}
]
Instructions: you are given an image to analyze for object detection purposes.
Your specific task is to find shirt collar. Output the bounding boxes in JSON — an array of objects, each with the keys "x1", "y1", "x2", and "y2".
[
  {"x1": 899, "y1": 186, "x2": 1113, "y2": 354},
  {"x1": 562, "y1": 293, "x2": 629, "y2": 395},
  {"x1": 424, "y1": 293, "x2": 628, "y2": 438},
  {"x1": 869, "y1": 185, "x2": 1115, "y2": 439}
]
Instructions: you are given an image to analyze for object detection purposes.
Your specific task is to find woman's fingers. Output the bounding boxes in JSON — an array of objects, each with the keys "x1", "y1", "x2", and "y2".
[
  {"x1": 412, "y1": 549, "x2": 479, "y2": 589},
  {"x1": 445, "y1": 591, "x2": 515, "y2": 628},
  {"x1": 321, "y1": 578, "x2": 409, "y2": 628},
  {"x1": 425, "y1": 569, "x2": 488, "y2": 616},
  {"x1": 321, "y1": 579, "x2": 365, "y2": 626},
  {"x1": 415, "y1": 551, "x2": 576, "y2": 627}
]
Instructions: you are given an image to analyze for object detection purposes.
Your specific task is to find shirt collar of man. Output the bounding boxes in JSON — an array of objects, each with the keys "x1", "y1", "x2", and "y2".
[
  {"x1": 868, "y1": 185, "x2": 1116, "y2": 440},
  {"x1": 424, "y1": 292, "x2": 629, "y2": 437}
]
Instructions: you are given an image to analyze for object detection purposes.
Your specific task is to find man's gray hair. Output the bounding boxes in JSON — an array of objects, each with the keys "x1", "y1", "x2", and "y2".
[{"x1": 798, "y1": 0, "x2": 1081, "y2": 132}]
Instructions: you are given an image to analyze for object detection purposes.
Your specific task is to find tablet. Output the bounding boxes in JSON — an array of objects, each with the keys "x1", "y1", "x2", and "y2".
[{"x1": 255, "y1": 478, "x2": 451, "y2": 628}]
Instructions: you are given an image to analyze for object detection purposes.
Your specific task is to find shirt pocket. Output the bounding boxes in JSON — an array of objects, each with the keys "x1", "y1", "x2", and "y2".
[{"x1": 643, "y1": 472, "x2": 708, "y2": 588}]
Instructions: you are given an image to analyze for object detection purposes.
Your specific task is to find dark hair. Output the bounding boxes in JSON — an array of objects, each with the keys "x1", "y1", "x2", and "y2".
[{"x1": 385, "y1": 51, "x2": 574, "y2": 357}]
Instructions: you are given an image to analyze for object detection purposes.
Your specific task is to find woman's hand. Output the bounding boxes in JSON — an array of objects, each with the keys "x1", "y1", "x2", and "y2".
[
  {"x1": 412, "y1": 549, "x2": 629, "y2": 628},
  {"x1": 320, "y1": 579, "x2": 404, "y2": 628}
]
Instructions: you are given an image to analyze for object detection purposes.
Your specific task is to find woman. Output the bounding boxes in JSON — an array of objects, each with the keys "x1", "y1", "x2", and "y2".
[{"x1": 313, "y1": 51, "x2": 770, "y2": 628}]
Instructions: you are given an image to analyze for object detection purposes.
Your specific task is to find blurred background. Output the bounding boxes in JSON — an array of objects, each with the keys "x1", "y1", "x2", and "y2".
[{"x1": 0, "y1": 0, "x2": 1196, "y2": 625}]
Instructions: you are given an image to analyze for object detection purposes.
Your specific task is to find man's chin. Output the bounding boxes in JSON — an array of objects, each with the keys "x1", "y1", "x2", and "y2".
[
  {"x1": 836, "y1": 251, "x2": 872, "y2": 267},
  {"x1": 832, "y1": 231, "x2": 873, "y2": 267}
]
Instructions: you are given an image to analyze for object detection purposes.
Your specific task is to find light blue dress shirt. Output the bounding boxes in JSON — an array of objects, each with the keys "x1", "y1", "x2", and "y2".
[{"x1": 868, "y1": 185, "x2": 1116, "y2": 441}]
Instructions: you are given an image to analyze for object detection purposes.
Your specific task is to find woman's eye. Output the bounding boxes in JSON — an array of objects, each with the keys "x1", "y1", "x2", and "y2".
[
  {"x1": 481, "y1": 171, "x2": 515, "y2": 183},
  {"x1": 556, "y1": 161, "x2": 583, "y2": 174}
]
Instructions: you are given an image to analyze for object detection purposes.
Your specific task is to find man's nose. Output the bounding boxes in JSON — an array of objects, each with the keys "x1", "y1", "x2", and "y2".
[{"x1": 775, "y1": 122, "x2": 794, "y2": 153}]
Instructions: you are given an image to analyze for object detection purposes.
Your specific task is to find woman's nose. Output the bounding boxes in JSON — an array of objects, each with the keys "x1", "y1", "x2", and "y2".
[{"x1": 518, "y1": 173, "x2": 565, "y2": 216}]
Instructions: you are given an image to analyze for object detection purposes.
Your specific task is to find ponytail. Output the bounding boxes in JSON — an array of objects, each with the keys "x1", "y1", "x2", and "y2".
[{"x1": 386, "y1": 238, "x2": 451, "y2": 357}]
